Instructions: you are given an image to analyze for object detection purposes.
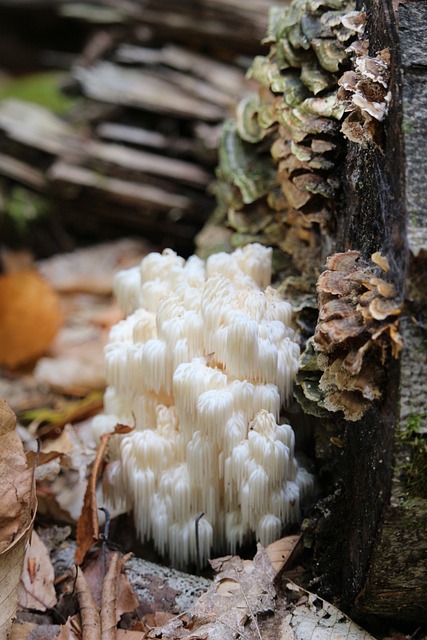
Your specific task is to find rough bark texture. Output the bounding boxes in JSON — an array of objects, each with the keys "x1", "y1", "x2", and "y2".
[{"x1": 313, "y1": 0, "x2": 427, "y2": 625}]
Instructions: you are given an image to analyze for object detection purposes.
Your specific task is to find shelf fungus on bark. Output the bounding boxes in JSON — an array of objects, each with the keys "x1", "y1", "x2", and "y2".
[
  {"x1": 338, "y1": 46, "x2": 391, "y2": 147},
  {"x1": 92, "y1": 244, "x2": 314, "y2": 567},
  {"x1": 198, "y1": 0, "x2": 367, "y2": 276},
  {"x1": 308, "y1": 250, "x2": 402, "y2": 421}
]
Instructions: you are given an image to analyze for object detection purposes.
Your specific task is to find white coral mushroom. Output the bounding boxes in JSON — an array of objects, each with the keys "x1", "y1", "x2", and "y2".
[{"x1": 93, "y1": 244, "x2": 312, "y2": 567}]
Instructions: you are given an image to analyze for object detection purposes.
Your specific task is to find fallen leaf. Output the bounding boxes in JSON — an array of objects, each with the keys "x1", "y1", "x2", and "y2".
[
  {"x1": 154, "y1": 545, "x2": 276, "y2": 639},
  {"x1": 0, "y1": 399, "x2": 36, "y2": 637},
  {"x1": 74, "y1": 565, "x2": 101, "y2": 640},
  {"x1": 26, "y1": 450, "x2": 62, "y2": 468},
  {"x1": 53, "y1": 616, "x2": 81, "y2": 640},
  {"x1": 75, "y1": 424, "x2": 133, "y2": 564},
  {"x1": 18, "y1": 529, "x2": 57, "y2": 612},
  {"x1": 265, "y1": 534, "x2": 302, "y2": 576},
  {"x1": 101, "y1": 552, "x2": 120, "y2": 640},
  {"x1": 117, "y1": 631, "x2": 147, "y2": 639},
  {"x1": 9, "y1": 621, "x2": 37, "y2": 639},
  {"x1": 38, "y1": 239, "x2": 149, "y2": 295},
  {"x1": 0, "y1": 271, "x2": 63, "y2": 368},
  {"x1": 143, "y1": 612, "x2": 175, "y2": 628},
  {"x1": 35, "y1": 356, "x2": 106, "y2": 395},
  {"x1": 280, "y1": 582, "x2": 375, "y2": 640},
  {"x1": 84, "y1": 551, "x2": 139, "y2": 621},
  {"x1": 149, "y1": 546, "x2": 377, "y2": 640},
  {"x1": 36, "y1": 423, "x2": 98, "y2": 523}
]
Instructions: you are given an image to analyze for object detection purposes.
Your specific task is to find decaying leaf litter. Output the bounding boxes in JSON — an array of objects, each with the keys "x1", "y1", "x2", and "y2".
[
  {"x1": 0, "y1": 239, "x2": 377, "y2": 640},
  {"x1": 0, "y1": 0, "x2": 422, "y2": 638}
]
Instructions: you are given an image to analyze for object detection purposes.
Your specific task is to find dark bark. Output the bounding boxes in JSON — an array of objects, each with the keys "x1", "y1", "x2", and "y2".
[{"x1": 312, "y1": 0, "x2": 427, "y2": 625}]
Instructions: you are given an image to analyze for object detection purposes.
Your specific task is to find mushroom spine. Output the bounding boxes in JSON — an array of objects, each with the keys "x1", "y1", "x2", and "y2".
[{"x1": 93, "y1": 243, "x2": 313, "y2": 567}]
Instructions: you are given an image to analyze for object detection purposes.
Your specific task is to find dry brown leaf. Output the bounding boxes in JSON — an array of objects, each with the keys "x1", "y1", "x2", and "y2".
[
  {"x1": 54, "y1": 624, "x2": 74, "y2": 640},
  {"x1": 18, "y1": 529, "x2": 57, "y2": 612},
  {"x1": 9, "y1": 621, "x2": 37, "y2": 640},
  {"x1": 280, "y1": 582, "x2": 375, "y2": 640},
  {"x1": 35, "y1": 356, "x2": 106, "y2": 395},
  {"x1": 153, "y1": 545, "x2": 276, "y2": 639},
  {"x1": 0, "y1": 271, "x2": 63, "y2": 368},
  {"x1": 35, "y1": 423, "x2": 98, "y2": 524},
  {"x1": 117, "y1": 632, "x2": 148, "y2": 640},
  {"x1": 75, "y1": 565, "x2": 102, "y2": 640},
  {"x1": 101, "y1": 552, "x2": 120, "y2": 640},
  {"x1": 83, "y1": 551, "x2": 139, "y2": 621},
  {"x1": 0, "y1": 399, "x2": 36, "y2": 637},
  {"x1": 143, "y1": 612, "x2": 175, "y2": 628},
  {"x1": 26, "y1": 450, "x2": 62, "y2": 468},
  {"x1": 75, "y1": 424, "x2": 133, "y2": 564},
  {"x1": 38, "y1": 239, "x2": 149, "y2": 295},
  {"x1": 53, "y1": 615, "x2": 82, "y2": 640},
  {"x1": 264, "y1": 534, "x2": 302, "y2": 576}
]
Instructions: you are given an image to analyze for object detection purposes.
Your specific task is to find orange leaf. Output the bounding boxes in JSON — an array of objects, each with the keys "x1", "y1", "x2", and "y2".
[{"x1": 0, "y1": 271, "x2": 63, "y2": 368}]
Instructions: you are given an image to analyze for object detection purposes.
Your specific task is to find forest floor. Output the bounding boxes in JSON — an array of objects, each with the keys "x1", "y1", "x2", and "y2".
[{"x1": 0, "y1": 239, "x2": 420, "y2": 640}]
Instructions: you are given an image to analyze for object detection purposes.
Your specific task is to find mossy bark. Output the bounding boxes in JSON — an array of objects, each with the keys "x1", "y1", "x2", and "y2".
[{"x1": 312, "y1": 0, "x2": 427, "y2": 625}]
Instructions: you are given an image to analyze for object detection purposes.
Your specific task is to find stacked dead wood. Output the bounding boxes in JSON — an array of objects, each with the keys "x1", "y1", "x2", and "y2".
[{"x1": 0, "y1": 0, "x2": 274, "y2": 256}]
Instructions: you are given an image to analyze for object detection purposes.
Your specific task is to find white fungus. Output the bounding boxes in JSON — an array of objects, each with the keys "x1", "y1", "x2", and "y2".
[{"x1": 93, "y1": 244, "x2": 313, "y2": 567}]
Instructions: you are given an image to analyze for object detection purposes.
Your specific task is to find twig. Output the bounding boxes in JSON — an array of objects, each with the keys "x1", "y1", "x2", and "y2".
[{"x1": 99, "y1": 506, "x2": 111, "y2": 578}]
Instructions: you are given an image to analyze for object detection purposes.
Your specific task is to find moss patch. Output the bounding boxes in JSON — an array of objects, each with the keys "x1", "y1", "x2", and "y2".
[
  {"x1": 0, "y1": 71, "x2": 78, "y2": 114},
  {"x1": 397, "y1": 413, "x2": 427, "y2": 499}
]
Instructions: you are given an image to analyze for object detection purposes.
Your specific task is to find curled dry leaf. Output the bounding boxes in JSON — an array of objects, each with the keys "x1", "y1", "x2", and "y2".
[
  {"x1": 75, "y1": 424, "x2": 133, "y2": 565},
  {"x1": 101, "y1": 552, "x2": 120, "y2": 640},
  {"x1": 0, "y1": 399, "x2": 36, "y2": 637},
  {"x1": 74, "y1": 566, "x2": 101, "y2": 640},
  {"x1": 79, "y1": 550, "x2": 139, "y2": 627},
  {"x1": 35, "y1": 422, "x2": 101, "y2": 527},
  {"x1": 0, "y1": 271, "x2": 63, "y2": 368}
]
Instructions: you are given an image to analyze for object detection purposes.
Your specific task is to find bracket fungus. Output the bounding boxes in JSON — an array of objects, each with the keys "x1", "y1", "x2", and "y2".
[
  {"x1": 310, "y1": 250, "x2": 402, "y2": 421},
  {"x1": 338, "y1": 46, "x2": 391, "y2": 147},
  {"x1": 198, "y1": 0, "x2": 368, "y2": 276},
  {"x1": 92, "y1": 244, "x2": 313, "y2": 567}
]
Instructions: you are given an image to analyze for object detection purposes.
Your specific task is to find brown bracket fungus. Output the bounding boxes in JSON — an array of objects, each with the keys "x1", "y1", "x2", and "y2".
[
  {"x1": 92, "y1": 244, "x2": 314, "y2": 567},
  {"x1": 198, "y1": 0, "x2": 368, "y2": 277},
  {"x1": 338, "y1": 46, "x2": 391, "y2": 147},
  {"x1": 311, "y1": 250, "x2": 402, "y2": 421}
]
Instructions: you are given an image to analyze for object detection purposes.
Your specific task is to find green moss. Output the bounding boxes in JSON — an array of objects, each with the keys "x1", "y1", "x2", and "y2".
[
  {"x1": 402, "y1": 118, "x2": 416, "y2": 135},
  {"x1": 397, "y1": 413, "x2": 427, "y2": 499},
  {"x1": 0, "y1": 71, "x2": 78, "y2": 114},
  {"x1": 5, "y1": 186, "x2": 51, "y2": 233}
]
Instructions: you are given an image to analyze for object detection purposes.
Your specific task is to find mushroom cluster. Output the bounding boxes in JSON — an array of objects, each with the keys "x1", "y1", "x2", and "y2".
[
  {"x1": 312, "y1": 250, "x2": 402, "y2": 420},
  {"x1": 93, "y1": 244, "x2": 313, "y2": 567},
  {"x1": 338, "y1": 45, "x2": 391, "y2": 147},
  {"x1": 198, "y1": 0, "x2": 366, "y2": 276}
]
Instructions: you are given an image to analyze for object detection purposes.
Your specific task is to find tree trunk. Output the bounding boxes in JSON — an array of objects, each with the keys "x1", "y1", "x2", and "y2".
[{"x1": 313, "y1": 0, "x2": 427, "y2": 625}]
